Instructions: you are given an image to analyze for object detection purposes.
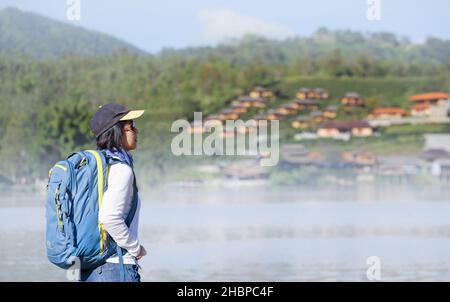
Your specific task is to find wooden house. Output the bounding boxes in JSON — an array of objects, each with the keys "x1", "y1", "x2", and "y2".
[
  {"x1": 368, "y1": 107, "x2": 407, "y2": 119},
  {"x1": 340, "y1": 92, "x2": 365, "y2": 107},
  {"x1": 323, "y1": 106, "x2": 337, "y2": 119},
  {"x1": 291, "y1": 116, "x2": 313, "y2": 129},
  {"x1": 265, "y1": 109, "x2": 285, "y2": 121},
  {"x1": 317, "y1": 121, "x2": 373, "y2": 138},
  {"x1": 410, "y1": 92, "x2": 450, "y2": 105},
  {"x1": 237, "y1": 96, "x2": 266, "y2": 108},
  {"x1": 313, "y1": 88, "x2": 329, "y2": 100},
  {"x1": 292, "y1": 99, "x2": 319, "y2": 110},
  {"x1": 296, "y1": 88, "x2": 311, "y2": 100},
  {"x1": 410, "y1": 103, "x2": 431, "y2": 117},
  {"x1": 296, "y1": 87, "x2": 329, "y2": 100},
  {"x1": 310, "y1": 111, "x2": 326, "y2": 123},
  {"x1": 276, "y1": 103, "x2": 298, "y2": 116},
  {"x1": 249, "y1": 86, "x2": 274, "y2": 99}
]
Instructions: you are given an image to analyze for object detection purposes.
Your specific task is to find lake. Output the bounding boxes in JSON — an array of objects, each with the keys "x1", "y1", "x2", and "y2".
[{"x1": 0, "y1": 185, "x2": 450, "y2": 281}]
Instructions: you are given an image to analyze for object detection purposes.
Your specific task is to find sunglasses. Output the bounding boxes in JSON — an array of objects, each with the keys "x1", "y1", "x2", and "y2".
[{"x1": 124, "y1": 120, "x2": 137, "y2": 132}]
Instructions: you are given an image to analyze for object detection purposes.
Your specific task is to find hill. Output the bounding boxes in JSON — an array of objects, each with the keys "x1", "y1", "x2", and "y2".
[{"x1": 0, "y1": 7, "x2": 145, "y2": 58}]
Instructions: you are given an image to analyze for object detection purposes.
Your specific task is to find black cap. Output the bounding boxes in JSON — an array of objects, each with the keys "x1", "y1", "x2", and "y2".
[{"x1": 89, "y1": 103, "x2": 144, "y2": 137}]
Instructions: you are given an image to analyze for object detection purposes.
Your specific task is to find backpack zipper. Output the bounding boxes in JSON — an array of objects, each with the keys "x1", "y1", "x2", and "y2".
[{"x1": 55, "y1": 187, "x2": 62, "y2": 232}]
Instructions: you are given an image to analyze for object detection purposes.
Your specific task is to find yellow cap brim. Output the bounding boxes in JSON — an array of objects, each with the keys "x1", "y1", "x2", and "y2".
[{"x1": 119, "y1": 110, "x2": 145, "y2": 121}]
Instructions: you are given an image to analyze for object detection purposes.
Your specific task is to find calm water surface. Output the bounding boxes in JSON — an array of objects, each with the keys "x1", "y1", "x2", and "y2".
[{"x1": 1, "y1": 186, "x2": 449, "y2": 281}]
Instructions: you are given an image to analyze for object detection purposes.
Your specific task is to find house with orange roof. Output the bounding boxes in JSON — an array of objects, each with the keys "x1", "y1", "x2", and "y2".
[
  {"x1": 410, "y1": 92, "x2": 450, "y2": 105},
  {"x1": 317, "y1": 121, "x2": 373, "y2": 138},
  {"x1": 410, "y1": 103, "x2": 431, "y2": 117},
  {"x1": 368, "y1": 107, "x2": 407, "y2": 119}
]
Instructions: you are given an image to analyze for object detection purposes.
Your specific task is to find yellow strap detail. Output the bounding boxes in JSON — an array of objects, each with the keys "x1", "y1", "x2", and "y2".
[
  {"x1": 86, "y1": 150, "x2": 106, "y2": 255},
  {"x1": 54, "y1": 164, "x2": 67, "y2": 172}
]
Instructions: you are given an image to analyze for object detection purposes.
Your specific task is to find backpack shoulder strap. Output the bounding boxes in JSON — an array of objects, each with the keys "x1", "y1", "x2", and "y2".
[
  {"x1": 101, "y1": 150, "x2": 139, "y2": 227},
  {"x1": 125, "y1": 171, "x2": 138, "y2": 225}
]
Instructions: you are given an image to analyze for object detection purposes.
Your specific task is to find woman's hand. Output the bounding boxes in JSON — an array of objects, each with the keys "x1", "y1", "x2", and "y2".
[{"x1": 136, "y1": 245, "x2": 147, "y2": 260}]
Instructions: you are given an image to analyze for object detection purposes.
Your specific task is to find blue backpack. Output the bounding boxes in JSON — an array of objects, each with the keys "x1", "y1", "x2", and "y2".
[{"x1": 45, "y1": 149, "x2": 138, "y2": 274}]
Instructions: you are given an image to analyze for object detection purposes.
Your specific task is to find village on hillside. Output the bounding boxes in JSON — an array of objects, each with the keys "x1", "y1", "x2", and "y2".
[{"x1": 181, "y1": 86, "x2": 450, "y2": 187}]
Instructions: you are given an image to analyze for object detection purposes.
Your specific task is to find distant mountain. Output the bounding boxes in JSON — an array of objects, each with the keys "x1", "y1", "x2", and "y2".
[
  {"x1": 2, "y1": 6, "x2": 449, "y2": 67},
  {"x1": 160, "y1": 28, "x2": 450, "y2": 66},
  {"x1": 0, "y1": 7, "x2": 145, "y2": 58}
]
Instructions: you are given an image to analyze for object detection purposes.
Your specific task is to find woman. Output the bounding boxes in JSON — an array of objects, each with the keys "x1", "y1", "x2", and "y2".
[{"x1": 80, "y1": 103, "x2": 147, "y2": 282}]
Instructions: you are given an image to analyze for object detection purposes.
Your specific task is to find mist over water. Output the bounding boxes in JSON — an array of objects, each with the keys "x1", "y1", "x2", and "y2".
[{"x1": 1, "y1": 185, "x2": 450, "y2": 281}]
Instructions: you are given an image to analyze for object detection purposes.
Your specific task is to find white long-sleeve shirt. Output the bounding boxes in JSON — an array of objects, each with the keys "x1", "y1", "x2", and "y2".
[{"x1": 98, "y1": 163, "x2": 141, "y2": 265}]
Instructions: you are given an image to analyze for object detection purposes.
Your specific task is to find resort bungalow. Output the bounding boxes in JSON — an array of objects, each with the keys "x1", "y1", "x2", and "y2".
[
  {"x1": 323, "y1": 106, "x2": 338, "y2": 119},
  {"x1": 218, "y1": 108, "x2": 239, "y2": 120},
  {"x1": 237, "y1": 96, "x2": 266, "y2": 108},
  {"x1": 410, "y1": 103, "x2": 431, "y2": 117},
  {"x1": 230, "y1": 103, "x2": 248, "y2": 114},
  {"x1": 291, "y1": 116, "x2": 313, "y2": 129},
  {"x1": 368, "y1": 107, "x2": 407, "y2": 119},
  {"x1": 313, "y1": 88, "x2": 329, "y2": 100},
  {"x1": 340, "y1": 92, "x2": 365, "y2": 107},
  {"x1": 249, "y1": 86, "x2": 274, "y2": 99},
  {"x1": 296, "y1": 88, "x2": 311, "y2": 100},
  {"x1": 265, "y1": 109, "x2": 285, "y2": 121},
  {"x1": 310, "y1": 111, "x2": 326, "y2": 123},
  {"x1": 292, "y1": 99, "x2": 319, "y2": 110},
  {"x1": 410, "y1": 92, "x2": 450, "y2": 105},
  {"x1": 317, "y1": 121, "x2": 373, "y2": 138},
  {"x1": 276, "y1": 103, "x2": 298, "y2": 116},
  {"x1": 296, "y1": 87, "x2": 329, "y2": 100}
]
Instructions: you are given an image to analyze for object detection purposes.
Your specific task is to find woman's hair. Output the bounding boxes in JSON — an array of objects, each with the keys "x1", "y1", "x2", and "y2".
[{"x1": 96, "y1": 121, "x2": 126, "y2": 150}]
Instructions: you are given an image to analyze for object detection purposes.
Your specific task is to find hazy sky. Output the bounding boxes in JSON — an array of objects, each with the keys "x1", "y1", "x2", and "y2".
[{"x1": 1, "y1": 0, "x2": 449, "y2": 53}]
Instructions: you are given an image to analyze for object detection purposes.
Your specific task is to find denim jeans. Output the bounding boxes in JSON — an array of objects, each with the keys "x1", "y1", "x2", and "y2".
[{"x1": 80, "y1": 262, "x2": 141, "y2": 282}]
